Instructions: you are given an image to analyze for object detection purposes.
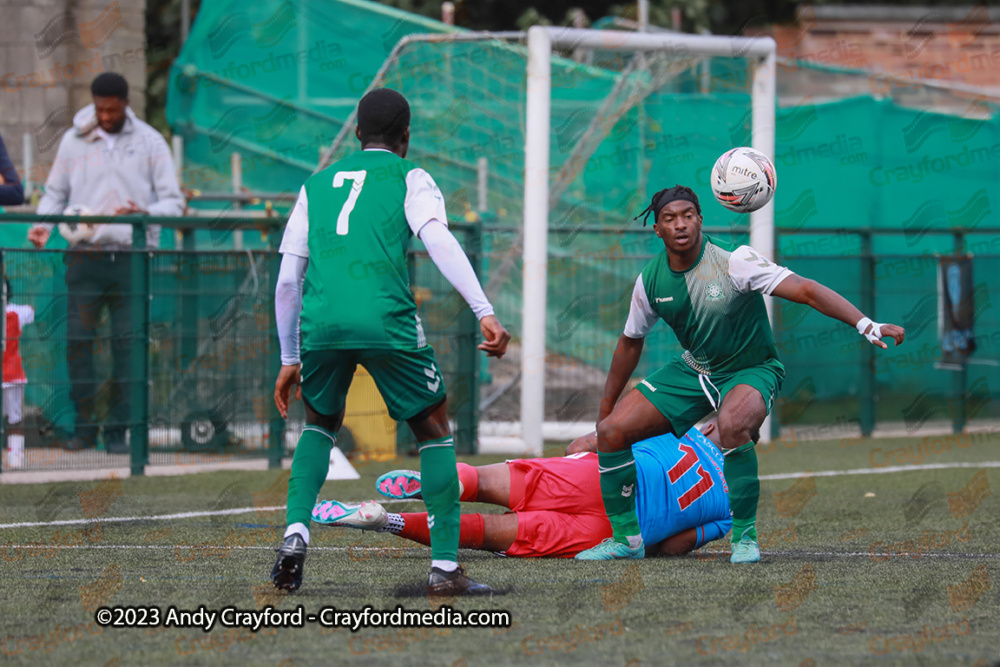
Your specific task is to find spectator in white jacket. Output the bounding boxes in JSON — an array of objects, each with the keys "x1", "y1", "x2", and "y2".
[{"x1": 28, "y1": 72, "x2": 184, "y2": 453}]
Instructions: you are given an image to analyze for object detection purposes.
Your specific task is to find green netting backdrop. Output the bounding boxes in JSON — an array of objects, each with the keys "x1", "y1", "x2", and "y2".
[{"x1": 161, "y1": 0, "x2": 1000, "y2": 429}]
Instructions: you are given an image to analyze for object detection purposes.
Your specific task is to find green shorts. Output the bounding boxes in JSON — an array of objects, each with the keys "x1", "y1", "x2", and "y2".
[
  {"x1": 636, "y1": 356, "x2": 785, "y2": 436},
  {"x1": 300, "y1": 346, "x2": 447, "y2": 422}
]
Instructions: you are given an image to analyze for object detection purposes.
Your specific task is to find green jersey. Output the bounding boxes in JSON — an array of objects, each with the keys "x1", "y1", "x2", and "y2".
[
  {"x1": 624, "y1": 235, "x2": 793, "y2": 375},
  {"x1": 279, "y1": 149, "x2": 449, "y2": 350}
]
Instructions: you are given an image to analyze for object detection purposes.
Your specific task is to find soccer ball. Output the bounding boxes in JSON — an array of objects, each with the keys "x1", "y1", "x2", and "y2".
[
  {"x1": 59, "y1": 204, "x2": 98, "y2": 244},
  {"x1": 710, "y1": 147, "x2": 777, "y2": 213}
]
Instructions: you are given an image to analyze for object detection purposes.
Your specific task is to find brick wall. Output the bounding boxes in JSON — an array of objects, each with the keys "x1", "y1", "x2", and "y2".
[
  {"x1": 0, "y1": 0, "x2": 147, "y2": 186},
  {"x1": 746, "y1": 5, "x2": 1000, "y2": 88}
]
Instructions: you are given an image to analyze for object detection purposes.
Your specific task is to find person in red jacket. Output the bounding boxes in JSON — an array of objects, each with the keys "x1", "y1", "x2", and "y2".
[{"x1": 4, "y1": 279, "x2": 34, "y2": 469}]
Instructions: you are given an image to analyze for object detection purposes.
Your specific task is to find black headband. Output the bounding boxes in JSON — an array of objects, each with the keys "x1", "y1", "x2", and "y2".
[{"x1": 633, "y1": 185, "x2": 700, "y2": 226}]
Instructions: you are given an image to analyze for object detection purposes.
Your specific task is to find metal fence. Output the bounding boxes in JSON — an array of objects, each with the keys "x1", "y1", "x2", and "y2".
[
  {"x1": 3, "y1": 212, "x2": 995, "y2": 475},
  {"x1": 477, "y1": 225, "x2": 1000, "y2": 440},
  {"x1": 0, "y1": 214, "x2": 481, "y2": 474}
]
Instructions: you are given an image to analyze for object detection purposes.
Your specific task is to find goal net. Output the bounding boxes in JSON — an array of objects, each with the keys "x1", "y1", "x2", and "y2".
[{"x1": 321, "y1": 27, "x2": 776, "y2": 454}]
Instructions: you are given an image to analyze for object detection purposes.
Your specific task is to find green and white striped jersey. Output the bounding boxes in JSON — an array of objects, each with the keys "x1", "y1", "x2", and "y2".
[{"x1": 624, "y1": 235, "x2": 793, "y2": 375}]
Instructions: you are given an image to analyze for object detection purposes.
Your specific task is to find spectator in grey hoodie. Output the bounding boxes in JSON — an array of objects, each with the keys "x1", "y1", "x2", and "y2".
[{"x1": 28, "y1": 72, "x2": 184, "y2": 453}]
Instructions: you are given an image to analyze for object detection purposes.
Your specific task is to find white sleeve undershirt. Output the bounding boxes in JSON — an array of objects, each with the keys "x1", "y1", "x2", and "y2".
[
  {"x1": 622, "y1": 275, "x2": 658, "y2": 339},
  {"x1": 275, "y1": 167, "x2": 494, "y2": 365},
  {"x1": 275, "y1": 253, "x2": 308, "y2": 365},
  {"x1": 419, "y1": 221, "x2": 494, "y2": 320}
]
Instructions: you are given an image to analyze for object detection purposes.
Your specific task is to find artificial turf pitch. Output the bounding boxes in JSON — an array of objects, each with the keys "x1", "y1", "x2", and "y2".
[{"x1": 1, "y1": 431, "x2": 998, "y2": 666}]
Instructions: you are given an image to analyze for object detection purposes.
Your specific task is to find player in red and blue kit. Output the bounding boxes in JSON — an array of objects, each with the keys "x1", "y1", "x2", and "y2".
[{"x1": 311, "y1": 423, "x2": 731, "y2": 558}]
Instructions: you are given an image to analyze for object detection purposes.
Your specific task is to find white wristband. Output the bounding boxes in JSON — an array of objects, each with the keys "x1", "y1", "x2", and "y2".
[{"x1": 856, "y1": 316, "x2": 883, "y2": 343}]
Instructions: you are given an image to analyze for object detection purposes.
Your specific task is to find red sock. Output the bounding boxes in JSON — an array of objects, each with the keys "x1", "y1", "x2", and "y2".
[
  {"x1": 397, "y1": 513, "x2": 485, "y2": 550},
  {"x1": 459, "y1": 513, "x2": 485, "y2": 549},
  {"x1": 457, "y1": 462, "x2": 479, "y2": 501},
  {"x1": 398, "y1": 513, "x2": 431, "y2": 546}
]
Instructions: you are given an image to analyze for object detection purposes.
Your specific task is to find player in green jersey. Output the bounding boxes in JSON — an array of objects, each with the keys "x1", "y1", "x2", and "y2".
[
  {"x1": 270, "y1": 89, "x2": 510, "y2": 600},
  {"x1": 575, "y1": 185, "x2": 905, "y2": 562}
]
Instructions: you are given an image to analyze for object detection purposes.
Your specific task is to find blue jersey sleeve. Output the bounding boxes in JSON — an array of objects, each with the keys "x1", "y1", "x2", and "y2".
[{"x1": 694, "y1": 518, "x2": 732, "y2": 549}]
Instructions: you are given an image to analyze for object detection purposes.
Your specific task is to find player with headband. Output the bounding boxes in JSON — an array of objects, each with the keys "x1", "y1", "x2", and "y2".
[{"x1": 574, "y1": 184, "x2": 905, "y2": 562}]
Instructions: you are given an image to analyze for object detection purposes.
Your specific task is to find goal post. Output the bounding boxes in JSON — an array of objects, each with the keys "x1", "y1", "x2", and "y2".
[{"x1": 521, "y1": 27, "x2": 777, "y2": 455}]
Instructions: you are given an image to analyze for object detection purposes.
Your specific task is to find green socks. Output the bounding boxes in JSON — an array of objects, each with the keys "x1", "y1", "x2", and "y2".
[
  {"x1": 724, "y1": 443, "x2": 760, "y2": 544},
  {"x1": 598, "y1": 449, "x2": 642, "y2": 546},
  {"x1": 286, "y1": 426, "x2": 335, "y2": 528},
  {"x1": 418, "y1": 436, "x2": 461, "y2": 562}
]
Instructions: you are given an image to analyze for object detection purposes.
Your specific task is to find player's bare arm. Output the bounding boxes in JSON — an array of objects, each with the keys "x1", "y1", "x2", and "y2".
[
  {"x1": 598, "y1": 334, "x2": 644, "y2": 424},
  {"x1": 771, "y1": 274, "x2": 905, "y2": 349},
  {"x1": 478, "y1": 314, "x2": 510, "y2": 358},
  {"x1": 273, "y1": 363, "x2": 302, "y2": 419}
]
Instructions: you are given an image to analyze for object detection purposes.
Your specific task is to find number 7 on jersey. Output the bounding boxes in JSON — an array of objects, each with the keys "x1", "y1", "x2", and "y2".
[{"x1": 333, "y1": 170, "x2": 367, "y2": 235}]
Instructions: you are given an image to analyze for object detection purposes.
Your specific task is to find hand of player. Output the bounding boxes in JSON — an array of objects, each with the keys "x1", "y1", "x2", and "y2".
[
  {"x1": 114, "y1": 199, "x2": 148, "y2": 215},
  {"x1": 865, "y1": 323, "x2": 905, "y2": 349},
  {"x1": 28, "y1": 225, "x2": 50, "y2": 248},
  {"x1": 274, "y1": 363, "x2": 302, "y2": 419},
  {"x1": 478, "y1": 314, "x2": 510, "y2": 358}
]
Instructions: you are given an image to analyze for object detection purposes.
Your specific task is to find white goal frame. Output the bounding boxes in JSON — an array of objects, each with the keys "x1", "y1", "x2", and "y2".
[{"x1": 520, "y1": 27, "x2": 777, "y2": 455}]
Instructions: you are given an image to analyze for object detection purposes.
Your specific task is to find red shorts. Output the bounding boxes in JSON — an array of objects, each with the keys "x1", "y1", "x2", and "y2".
[{"x1": 504, "y1": 452, "x2": 613, "y2": 558}]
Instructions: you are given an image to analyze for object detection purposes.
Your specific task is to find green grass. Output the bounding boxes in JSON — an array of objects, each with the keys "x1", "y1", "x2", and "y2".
[{"x1": 1, "y1": 434, "x2": 998, "y2": 666}]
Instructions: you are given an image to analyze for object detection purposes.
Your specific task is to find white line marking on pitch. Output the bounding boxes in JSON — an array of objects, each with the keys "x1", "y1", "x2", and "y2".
[
  {"x1": 1, "y1": 543, "x2": 997, "y2": 560},
  {"x1": 3, "y1": 460, "x2": 996, "y2": 531},
  {"x1": 0, "y1": 499, "x2": 419, "y2": 530},
  {"x1": 760, "y1": 460, "x2": 1000, "y2": 481}
]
